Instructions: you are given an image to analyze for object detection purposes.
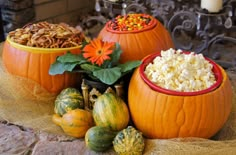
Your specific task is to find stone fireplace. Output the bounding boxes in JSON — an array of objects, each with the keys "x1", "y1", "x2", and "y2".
[
  {"x1": 0, "y1": 0, "x2": 35, "y2": 39},
  {"x1": 0, "y1": 0, "x2": 95, "y2": 41}
]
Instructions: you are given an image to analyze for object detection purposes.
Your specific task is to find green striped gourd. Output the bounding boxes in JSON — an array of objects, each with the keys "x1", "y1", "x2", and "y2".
[
  {"x1": 54, "y1": 88, "x2": 84, "y2": 116},
  {"x1": 92, "y1": 93, "x2": 130, "y2": 131},
  {"x1": 85, "y1": 126, "x2": 117, "y2": 152},
  {"x1": 113, "y1": 126, "x2": 145, "y2": 155}
]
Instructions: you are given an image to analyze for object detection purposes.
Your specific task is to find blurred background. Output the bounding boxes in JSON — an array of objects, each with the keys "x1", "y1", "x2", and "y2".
[{"x1": 0, "y1": 0, "x2": 235, "y2": 60}]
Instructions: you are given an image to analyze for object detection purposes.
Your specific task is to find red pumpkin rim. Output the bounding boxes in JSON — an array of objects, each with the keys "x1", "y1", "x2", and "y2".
[
  {"x1": 106, "y1": 14, "x2": 157, "y2": 34},
  {"x1": 139, "y1": 51, "x2": 223, "y2": 96}
]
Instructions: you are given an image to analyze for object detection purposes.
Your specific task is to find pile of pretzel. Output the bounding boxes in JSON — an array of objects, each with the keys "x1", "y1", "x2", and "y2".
[{"x1": 8, "y1": 21, "x2": 85, "y2": 48}]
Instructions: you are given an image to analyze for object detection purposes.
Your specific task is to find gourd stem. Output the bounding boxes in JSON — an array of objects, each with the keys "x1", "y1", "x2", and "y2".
[{"x1": 81, "y1": 79, "x2": 89, "y2": 110}]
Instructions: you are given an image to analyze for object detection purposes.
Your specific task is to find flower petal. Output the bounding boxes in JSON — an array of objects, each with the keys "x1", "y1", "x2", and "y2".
[{"x1": 82, "y1": 38, "x2": 115, "y2": 66}]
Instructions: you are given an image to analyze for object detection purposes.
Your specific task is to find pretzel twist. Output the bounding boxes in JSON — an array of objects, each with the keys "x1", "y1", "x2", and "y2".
[{"x1": 8, "y1": 21, "x2": 85, "y2": 48}]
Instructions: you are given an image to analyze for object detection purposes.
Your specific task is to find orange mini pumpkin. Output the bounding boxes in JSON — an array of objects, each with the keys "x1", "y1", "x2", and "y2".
[
  {"x1": 2, "y1": 37, "x2": 81, "y2": 93},
  {"x1": 98, "y1": 13, "x2": 174, "y2": 63},
  {"x1": 128, "y1": 53, "x2": 233, "y2": 139},
  {"x1": 52, "y1": 109, "x2": 94, "y2": 138}
]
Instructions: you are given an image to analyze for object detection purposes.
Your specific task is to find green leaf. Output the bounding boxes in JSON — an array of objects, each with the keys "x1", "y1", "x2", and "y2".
[
  {"x1": 49, "y1": 61, "x2": 78, "y2": 75},
  {"x1": 57, "y1": 52, "x2": 87, "y2": 64},
  {"x1": 111, "y1": 43, "x2": 122, "y2": 64},
  {"x1": 80, "y1": 64, "x2": 101, "y2": 72},
  {"x1": 118, "y1": 60, "x2": 142, "y2": 73},
  {"x1": 102, "y1": 43, "x2": 122, "y2": 68},
  {"x1": 93, "y1": 67, "x2": 121, "y2": 85}
]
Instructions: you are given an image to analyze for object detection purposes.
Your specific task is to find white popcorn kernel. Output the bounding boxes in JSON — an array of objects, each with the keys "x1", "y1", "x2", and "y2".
[{"x1": 144, "y1": 49, "x2": 216, "y2": 92}]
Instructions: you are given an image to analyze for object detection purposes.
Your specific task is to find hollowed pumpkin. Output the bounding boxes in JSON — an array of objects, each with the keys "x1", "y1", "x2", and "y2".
[
  {"x1": 2, "y1": 37, "x2": 82, "y2": 93},
  {"x1": 98, "y1": 13, "x2": 174, "y2": 63},
  {"x1": 128, "y1": 64, "x2": 233, "y2": 139}
]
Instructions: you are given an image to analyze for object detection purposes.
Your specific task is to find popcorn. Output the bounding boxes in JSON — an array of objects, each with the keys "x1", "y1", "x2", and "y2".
[{"x1": 144, "y1": 48, "x2": 216, "y2": 92}]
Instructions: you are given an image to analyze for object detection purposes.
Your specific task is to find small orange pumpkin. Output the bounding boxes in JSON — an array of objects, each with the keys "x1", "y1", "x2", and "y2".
[
  {"x1": 128, "y1": 65, "x2": 232, "y2": 139},
  {"x1": 52, "y1": 109, "x2": 94, "y2": 138},
  {"x1": 98, "y1": 13, "x2": 174, "y2": 63},
  {"x1": 2, "y1": 37, "x2": 82, "y2": 93}
]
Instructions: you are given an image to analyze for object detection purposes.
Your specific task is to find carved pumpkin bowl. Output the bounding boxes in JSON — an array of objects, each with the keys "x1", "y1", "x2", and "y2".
[
  {"x1": 98, "y1": 13, "x2": 175, "y2": 63},
  {"x1": 2, "y1": 36, "x2": 82, "y2": 94},
  {"x1": 128, "y1": 51, "x2": 233, "y2": 139}
]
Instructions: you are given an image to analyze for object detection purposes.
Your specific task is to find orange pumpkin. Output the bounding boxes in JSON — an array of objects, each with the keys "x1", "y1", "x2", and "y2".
[
  {"x1": 98, "y1": 14, "x2": 174, "y2": 63},
  {"x1": 2, "y1": 37, "x2": 82, "y2": 93},
  {"x1": 128, "y1": 65, "x2": 232, "y2": 139},
  {"x1": 52, "y1": 109, "x2": 94, "y2": 138}
]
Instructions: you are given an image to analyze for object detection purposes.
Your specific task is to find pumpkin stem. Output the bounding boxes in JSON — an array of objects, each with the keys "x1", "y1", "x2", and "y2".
[{"x1": 52, "y1": 114, "x2": 62, "y2": 126}]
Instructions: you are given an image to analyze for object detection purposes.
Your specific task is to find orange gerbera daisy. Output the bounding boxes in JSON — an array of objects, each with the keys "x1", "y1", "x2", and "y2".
[{"x1": 83, "y1": 38, "x2": 115, "y2": 66}]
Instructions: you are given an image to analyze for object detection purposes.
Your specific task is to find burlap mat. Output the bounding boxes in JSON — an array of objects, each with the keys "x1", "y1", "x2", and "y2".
[{"x1": 1, "y1": 43, "x2": 236, "y2": 154}]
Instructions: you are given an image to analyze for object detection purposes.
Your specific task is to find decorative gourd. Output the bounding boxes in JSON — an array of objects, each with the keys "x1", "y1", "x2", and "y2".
[
  {"x1": 113, "y1": 126, "x2": 145, "y2": 155},
  {"x1": 98, "y1": 13, "x2": 174, "y2": 63},
  {"x1": 85, "y1": 126, "x2": 117, "y2": 152},
  {"x1": 93, "y1": 93, "x2": 130, "y2": 131},
  {"x1": 128, "y1": 65, "x2": 233, "y2": 139},
  {"x1": 2, "y1": 37, "x2": 82, "y2": 93},
  {"x1": 52, "y1": 109, "x2": 94, "y2": 138},
  {"x1": 54, "y1": 88, "x2": 84, "y2": 116}
]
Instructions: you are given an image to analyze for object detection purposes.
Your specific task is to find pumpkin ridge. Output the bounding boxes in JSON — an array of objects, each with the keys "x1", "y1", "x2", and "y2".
[
  {"x1": 200, "y1": 95, "x2": 209, "y2": 137},
  {"x1": 120, "y1": 34, "x2": 130, "y2": 61},
  {"x1": 205, "y1": 93, "x2": 214, "y2": 137},
  {"x1": 135, "y1": 31, "x2": 152, "y2": 57},
  {"x1": 194, "y1": 95, "x2": 202, "y2": 136},
  {"x1": 133, "y1": 33, "x2": 145, "y2": 58},
  {"x1": 151, "y1": 27, "x2": 166, "y2": 50},
  {"x1": 146, "y1": 89, "x2": 156, "y2": 137},
  {"x1": 158, "y1": 93, "x2": 166, "y2": 137},
  {"x1": 39, "y1": 53, "x2": 43, "y2": 86},
  {"x1": 25, "y1": 52, "x2": 31, "y2": 78},
  {"x1": 38, "y1": 53, "x2": 43, "y2": 85},
  {"x1": 163, "y1": 94, "x2": 170, "y2": 138},
  {"x1": 194, "y1": 96, "x2": 202, "y2": 136},
  {"x1": 47, "y1": 53, "x2": 53, "y2": 91},
  {"x1": 221, "y1": 76, "x2": 227, "y2": 125},
  {"x1": 134, "y1": 76, "x2": 145, "y2": 135},
  {"x1": 218, "y1": 79, "x2": 228, "y2": 131},
  {"x1": 211, "y1": 90, "x2": 218, "y2": 137},
  {"x1": 176, "y1": 97, "x2": 185, "y2": 137},
  {"x1": 152, "y1": 93, "x2": 159, "y2": 138},
  {"x1": 216, "y1": 72, "x2": 227, "y2": 134},
  {"x1": 215, "y1": 87, "x2": 224, "y2": 131},
  {"x1": 179, "y1": 97, "x2": 187, "y2": 137},
  {"x1": 51, "y1": 54, "x2": 57, "y2": 92}
]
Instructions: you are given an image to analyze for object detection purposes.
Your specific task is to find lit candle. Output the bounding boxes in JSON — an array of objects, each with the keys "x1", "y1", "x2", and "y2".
[{"x1": 201, "y1": 0, "x2": 223, "y2": 13}]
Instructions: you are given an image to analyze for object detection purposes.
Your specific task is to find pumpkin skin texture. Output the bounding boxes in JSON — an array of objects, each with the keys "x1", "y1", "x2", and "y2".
[
  {"x1": 85, "y1": 126, "x2": 117, "y2": 152},
  {"x1": 113, "y1": 126, "x2": 145, "y2": 155},
  {"x1": 52, "y1": 109, "x2": 94, "y2": 138},
  {"x1": 2, "y1": 38, "x2": 81, "y2": 93},
  {"x1": 54, "y1": 88, "x2": 84, "y2": 116},
  {"x1": 93, "y1": 93, "x2": 130, "y2": 131},
  {"x1": 128, "y1": 66, "x2": 233, "y2": 139},
  {"x1": 98, "y1": 14, "x2": 174, "y2": 63}
]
